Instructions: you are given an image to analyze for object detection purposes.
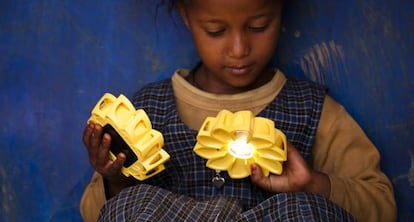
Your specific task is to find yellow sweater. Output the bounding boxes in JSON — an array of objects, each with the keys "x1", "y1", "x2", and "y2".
[{"x1": 80, "y1": 70, "x2": 396, "y2": 222}]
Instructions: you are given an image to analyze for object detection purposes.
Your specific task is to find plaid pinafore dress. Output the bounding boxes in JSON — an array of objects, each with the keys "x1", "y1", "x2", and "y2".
[{"x1": 98, "y1": 78, "x2": 355, "y2": 222}]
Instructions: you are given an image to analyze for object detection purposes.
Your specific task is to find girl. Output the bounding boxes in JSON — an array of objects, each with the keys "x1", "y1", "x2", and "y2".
[{"x1": 81, "y1": 0, "x2": 396, "y2": 221}]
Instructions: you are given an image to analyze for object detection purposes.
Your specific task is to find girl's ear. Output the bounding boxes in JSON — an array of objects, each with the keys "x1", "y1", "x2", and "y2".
[{"x1": 177, "y1": 3, "x2": 190, "y2": 29}]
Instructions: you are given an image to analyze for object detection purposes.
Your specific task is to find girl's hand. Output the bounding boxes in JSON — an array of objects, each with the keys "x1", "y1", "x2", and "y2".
[
  {"x1": 83, "y1": 123, "x2": 136, "y2": 198},
  {"x1": 82, "y1": 123, "x2": 126, "y2": 182},
  {"x1": 250, "y1": 142, "x2": 331, "y2": 198}
]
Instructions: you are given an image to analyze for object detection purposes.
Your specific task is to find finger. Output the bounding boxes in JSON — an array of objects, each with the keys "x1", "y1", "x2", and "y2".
[
  {"x1": 250, "y1": 164, "x2": 271, "y2": 191},
  {"x1": 286, "y1": 143, "x2": 309, "y2": 172},
  {"x1": 96, "y1": 133, "x2": 112, "y2": 167},
  {"x1": 284, "y1": 143, "x2": 312, "y2": 191},
  {"x1": 111, "y1": 152, "x2": 126, "y2": 172},
  {"x1": 82, "y1": 123, "x2": 95, "y2": 147},
  {"x1": 83, "y1": 123, "x2": 101, "y2": 166},
  {"x1": 90, "y1": 124, "x2": 103, "y2": 149},
  {"x1": 101, "y1": 152, "x2": 126, "y2": 178}
]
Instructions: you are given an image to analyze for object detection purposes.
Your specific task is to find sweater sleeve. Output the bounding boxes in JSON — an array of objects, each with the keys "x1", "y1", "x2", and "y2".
[
  {"x1": 312, "y1": 96, "x2": 396, "y2": 222},
  {"x1": 80, "y1": 172, "x2": 106, "y2": 222}
]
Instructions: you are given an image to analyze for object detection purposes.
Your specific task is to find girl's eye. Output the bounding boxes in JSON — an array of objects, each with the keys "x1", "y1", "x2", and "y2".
[
  {"x1": 206, "y1": 29, "x2": 225, "y2": 37},
  {"x1": 248, "y1": 25, "x2": 268, "y2": 33}
]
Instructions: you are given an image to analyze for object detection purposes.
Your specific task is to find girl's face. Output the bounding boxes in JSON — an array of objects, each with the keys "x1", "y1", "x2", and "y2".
[{"x1": 179, "y1": 0, "x2": 282, "y2": 94}]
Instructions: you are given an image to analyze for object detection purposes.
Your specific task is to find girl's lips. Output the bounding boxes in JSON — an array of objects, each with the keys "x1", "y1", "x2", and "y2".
[{"x1": 225, "y1": 64, "x2": 252, "y2": 75}]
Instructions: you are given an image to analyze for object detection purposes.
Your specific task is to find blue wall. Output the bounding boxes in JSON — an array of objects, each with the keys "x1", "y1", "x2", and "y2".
[{"x1": 0, "y1": 0, "x2": 413, "y2": 221}]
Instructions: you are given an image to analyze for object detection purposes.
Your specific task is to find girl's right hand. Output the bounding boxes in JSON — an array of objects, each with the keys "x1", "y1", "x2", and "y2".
[
  {"x1": 83, "y1": 123, "x2": 137, "y2": 198},
  {"x1": 82, "y1": 123, "x2": 127, "y2": 184}
]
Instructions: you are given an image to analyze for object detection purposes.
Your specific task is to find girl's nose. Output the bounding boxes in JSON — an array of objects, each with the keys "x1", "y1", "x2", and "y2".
[{"x1": 226, "y1": 32, "x2": 250, "y2": 59}]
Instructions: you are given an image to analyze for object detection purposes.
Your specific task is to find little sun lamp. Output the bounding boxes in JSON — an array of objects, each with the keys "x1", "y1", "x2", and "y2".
[
  {"x1": 87, "y1": 93, "x2": 170, "y2": 181},
  {"x1": 194, "y1": 110, "x2": 287, "y2": 179}
]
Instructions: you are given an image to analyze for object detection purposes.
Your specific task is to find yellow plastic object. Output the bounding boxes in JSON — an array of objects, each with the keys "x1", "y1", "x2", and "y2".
[
  {"x1": 194, "y1": 110, "x2": 287, "y2": 179},
  {"x1": 87, "y1": 93, "x2": 170, "y2": 181}
]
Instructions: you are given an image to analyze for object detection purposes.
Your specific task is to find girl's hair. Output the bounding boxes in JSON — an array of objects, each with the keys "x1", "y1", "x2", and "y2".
[
  {"x1": 159, "y1": 0, "x2": 282, "y2": 14},
  {"x1": 158, "y1": 0, "x2": 192, "y2": 13},
  {"x1": 158, "y1": 0, "x2": 179, "y2": 13}
]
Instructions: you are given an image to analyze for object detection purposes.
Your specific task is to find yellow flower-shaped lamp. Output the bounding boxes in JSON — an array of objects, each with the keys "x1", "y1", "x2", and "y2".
[
  {"x1": 194, "y1": 110, "x2": 287, "y2": 179},
  {"x1": 87, "y1": 93, "x2": 170, "y2": 181}
]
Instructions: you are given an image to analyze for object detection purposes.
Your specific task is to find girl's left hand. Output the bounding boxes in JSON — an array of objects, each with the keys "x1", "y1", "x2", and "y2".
[{"x1": 250, "y1": 142, "x2": 330, "y2": 197}]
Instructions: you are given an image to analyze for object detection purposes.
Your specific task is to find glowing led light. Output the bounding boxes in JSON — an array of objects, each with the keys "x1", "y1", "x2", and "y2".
[
  {"x1": 228, "y1": 131, "x2": 254, "y2": 159},
  {"x1": 88, "y1": 93, "x2": 170, "y2": 181},
  {"x1": 194, "y1": 110, "x2": 287, "y2": 179}
]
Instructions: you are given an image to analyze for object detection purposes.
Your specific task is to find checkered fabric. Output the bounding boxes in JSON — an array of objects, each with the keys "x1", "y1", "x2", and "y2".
[
  {"x1": 98, "y1": 184, "x2": 355, "y2": 221},
  {"x1": 100, "y1": 77, "x2": 356, "y2": 220}
]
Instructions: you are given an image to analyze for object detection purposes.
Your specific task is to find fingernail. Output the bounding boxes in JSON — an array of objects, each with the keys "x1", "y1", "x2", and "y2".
[{"x1": 251, "y1": 165, "x2": 256, "y2": 174}]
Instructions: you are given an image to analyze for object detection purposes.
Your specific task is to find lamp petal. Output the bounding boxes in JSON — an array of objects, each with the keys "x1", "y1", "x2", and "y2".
[
  {"x1": 210, "y1": 128, "x2": 233, "y2": 142},
  {"x1": 255, "y1": 157, "x2": 283, "y2": 175},
  {"x1": 255, "y1": 147, "x2": 286, "y2": 161},
  {"x1": 206, "y1": 154, "x2": 235, "y2": 170},
  {"x1": 252, "y1": 117, "x2": 275, "y2": 143},
  {"x1": 228, "y1": 159, "x2": 251, "y2": 179},
  {"x1": 250, "y1": 138, "x2": 273, "y2": 149},
  {"x1": 194, "y1": 143, "x2": 227, "y2": 159},
  {"x1": 197, "y1": 135, "x2": 226, "y2": 148}
]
